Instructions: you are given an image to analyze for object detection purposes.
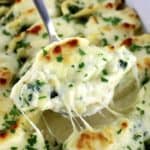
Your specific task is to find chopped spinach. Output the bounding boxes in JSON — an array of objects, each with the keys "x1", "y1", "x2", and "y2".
[
  {"x1": 144, "y1": 139, "x2": 150, "y2": 150},
  {"x1": 119, "y1": 59, "x2": 128, "y2": 69},
  {"x1": 68, "y1": 5, "x2": 82, "y2": 14},
  {"x1": 27, "y1": 80, "x2": 45, "y2": 92},
  {"x1": 50, "y1": 90, "x2": 58, "y2": 99}
]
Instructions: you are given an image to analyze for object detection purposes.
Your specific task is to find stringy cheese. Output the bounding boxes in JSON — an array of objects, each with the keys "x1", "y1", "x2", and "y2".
[{"x1": 11, "y1": 37, "x2": 136, "y2": 116}]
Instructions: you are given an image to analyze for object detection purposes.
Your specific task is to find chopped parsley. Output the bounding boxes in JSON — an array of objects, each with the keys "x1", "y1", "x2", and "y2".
[
  {"x1": 114, "y1": 35, "x2": 119, "y2": 41},
  {"x1": 19, "y1": 24, "x2": 30, "y2": 33},
  {"x1": 136, "y1": 107, "x2": 145, "y2": 115},
  {"x1": 58, "y1": 34, "x2": 64, "y2": 37},
  {"x1": 0, "y1": 105, "x2": 21, "y2": 133},
  {"x1": 78, "y1": 62, "x2": 85, "y2": 69},
  {"x1": 119, "y1": 59, "x2": 128, "y2": 69},
  {"x1": 68, "y1": 83, "x2": 73, "y2": 88},
  {"x1": 2, "y1": 29, "x2": 11, "y2": 36},
  {"x1": 2, "y1": 12, "x2": 14, "y2": 25},
  {"x1": 100, "y1": 69, "x2": 108, "y2": 82},
  {"x1": 141, "y1": 69, "x2": 149, "y2": 85},
  {"x1": 45, "y1": 140, "x2": 50, "y2": 150},
  {"x1": 79, "y1": 48, "x2": 86, "y2": 56},
  {"x1": 39, "y1": 96, "x2": 47, "y2": 99},
  {"x1": 117, "y1": 128, "x2": 122, "y2": 134},
  {"x1": 56, "y1": 55, "x2": 63, "y2": 62},
  {"x1": 133, "y1": 134, "x2": 142, "y2": 141},
  {"x1": 102, "y1": 17, "x2": 122, "y2": 25},
  {"x1": 25, "y1": 134, "x2": 37, "y2": 150},
  {"x1": 129, "y1": 44, "x2": 142, "y2": 52},
  {"x1": 129, "y1": 44, "x2": 150, "y2": 54},
  {"x1": 14, "y1": 40, "x2": 30, "y2": 53},
  {"x1": 101, "y1": 76, "x2": 108, "y2": 82},
  {"x1": 62, "y1": 14, "x2": 72, "y2": 22},
  {"x1": 102, "y1": 69, "x2": 108, "y2": 75},
  {"x1": 127, "y1": 145, "x2": 132, "y2": 150},
  {"x1": 42, "y1": 32, "x2": 49, "y2": 38},
  {"x1": 100, "y1": 38, "x2": 108, "y2": 47},
  {"x1": 42, "y1": 48, "x2": 48, "y2": 56}
]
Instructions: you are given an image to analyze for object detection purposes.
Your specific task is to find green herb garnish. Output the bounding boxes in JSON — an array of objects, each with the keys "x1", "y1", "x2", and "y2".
[
  {"x1": 136, "y1": 107, "x2": 145, "y2": 115},
  {"x1": 114, "y1": 35, "x2": 119, "y2": 41},
  {"x1": 25, "y1": 134, "x2": 37, "y2": 149},
  {"x1": 78, "y1": 62, "x2": 85, "y2": 69},
  {"x1": 68, "y1": 5, "x2": 82, "y2": 14},
  {"x1": 101, "y1": 76, "x2": 108, "y2": 82},
  {"x1": 39, "y1": 96, "x2": 47, "y2": 99},
  {"x1": 2, "y1": 30, "x2": 11, "y2": 36},
  {"x1": 56, "y1": 55, "x2": 63, "y2": 62},
  {"x1": 102, "y1": 17, "x2": 122, "y2": 25},
  {"x1": 42, "y1": 32, "x2": 49, "y2": 38},
  {"x1": 117, "y1": 128, "x2": 122, "y2": 134},
  {"x1": 79, "y1": 48, "x2": 86, "y2": 56},
  {"x1": 0, "y1": 105, "x2": 21, "y2": 133},
  {"x1": 42, "y1": 48, "x2": 48, "y2": 56},
  {"x1": 100, "y1": 38, "x2": 108, "y2": 47},
  {"x1": 62, "y1": 14, "x2": 72, "y2": 22},
  {"x1": 119, "y1": 59, "x2": 128, "y2": 69},
  {"x1": 68, "y1": 84, "x2": 73, "y2": 88},
  {"x1": 133, "y1": 134, "x2": 142, "y2": 141},
  {"x1": 14, "y1": 40, "x2": 30, "y2": 53},
  {"x1": 130, "y1": 44, "x2": 142, "y2": 52}
]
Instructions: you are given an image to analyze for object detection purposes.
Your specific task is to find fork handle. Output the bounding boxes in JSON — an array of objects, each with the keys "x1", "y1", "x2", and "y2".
[{"x1": 33, "y1": 0, "x2": 59, "y2": 42}]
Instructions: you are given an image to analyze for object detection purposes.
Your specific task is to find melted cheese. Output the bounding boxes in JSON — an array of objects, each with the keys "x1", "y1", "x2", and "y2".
[
  {"x1": 83, "y1": 7, "x2": 141, "y2": 46},
  {"x1": 64, "y1": 118, "x2": 144, "y2": 150},
  {"x1": 11, "y1": 38, "x2": 136, "y2": 117},
  {"x1": 0, "y1": 96, "x2": 46, "y2": 150}
]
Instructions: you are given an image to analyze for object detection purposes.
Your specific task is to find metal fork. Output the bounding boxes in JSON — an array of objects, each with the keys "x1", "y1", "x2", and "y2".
[{"x1": 33, "y1": 0, "x2": 60, "y2": 43}]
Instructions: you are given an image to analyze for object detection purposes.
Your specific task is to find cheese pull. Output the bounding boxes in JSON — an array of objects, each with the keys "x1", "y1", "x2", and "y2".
[{"x1": 11, "y1": 37, "x2": 136, "y2": 116}]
